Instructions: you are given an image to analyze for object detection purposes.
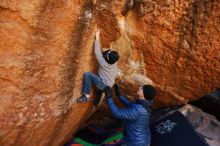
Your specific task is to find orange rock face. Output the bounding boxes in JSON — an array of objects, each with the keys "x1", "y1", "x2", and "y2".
[{"x1": 0, "y1": 0, "x2": 219, "y2": 145}]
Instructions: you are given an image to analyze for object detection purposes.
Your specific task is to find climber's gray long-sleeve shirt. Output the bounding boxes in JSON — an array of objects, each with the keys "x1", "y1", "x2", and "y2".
[{"x1": 94, "y1": 38, "x2": 117, "y2": 87}]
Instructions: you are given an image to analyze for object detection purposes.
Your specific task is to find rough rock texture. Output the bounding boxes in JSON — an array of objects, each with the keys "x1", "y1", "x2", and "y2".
[{"x1": 0, "y1": 0, "x2": 219, "y2": 146}]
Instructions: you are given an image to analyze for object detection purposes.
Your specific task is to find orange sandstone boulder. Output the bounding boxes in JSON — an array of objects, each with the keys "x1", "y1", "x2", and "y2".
[{"x1": 0, "y1": 0, "x2": 219, "y2": 146}]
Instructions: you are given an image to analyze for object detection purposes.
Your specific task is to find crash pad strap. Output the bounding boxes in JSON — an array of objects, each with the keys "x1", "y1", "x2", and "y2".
[
  {"x1": 74, "y1": 138, "x2": 97, "y2": 146},
  {"x1": 74, "y1": 132, "x2": 123, "y2": 145},
  {"x1": 103, "y1": 132, "x2": 123, "y2": 143}
]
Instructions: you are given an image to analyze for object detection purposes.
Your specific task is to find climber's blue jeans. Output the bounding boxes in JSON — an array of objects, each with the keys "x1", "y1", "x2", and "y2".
[{"x1": 82, "y1": 72, "x2": 106, "y2": 95}]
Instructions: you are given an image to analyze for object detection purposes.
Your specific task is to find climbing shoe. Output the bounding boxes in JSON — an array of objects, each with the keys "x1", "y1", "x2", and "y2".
[{"x1": 76, "y1": 95, "x2": 90, "y2": 103}]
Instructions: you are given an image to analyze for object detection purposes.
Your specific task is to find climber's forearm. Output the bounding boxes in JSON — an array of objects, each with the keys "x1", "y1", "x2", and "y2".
[{"x1": 94, "y1": 38, "x2": 103, "y2": 62}]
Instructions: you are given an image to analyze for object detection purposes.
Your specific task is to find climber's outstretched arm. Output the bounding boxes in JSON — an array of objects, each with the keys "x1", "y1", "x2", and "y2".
[{"x1": 94, "y1": 30, "x2": 107, "y2": 66}]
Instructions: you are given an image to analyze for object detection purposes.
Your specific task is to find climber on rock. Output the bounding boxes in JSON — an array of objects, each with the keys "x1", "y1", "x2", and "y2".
[
  {"x1": 76, "y1": 29, "x2": 119, "y2": 106},
  {"x1": 104, "y1": 84, "x2": 156, "y2": 146},
  {"x1": 121, "y1": 0, "x2": 154, "y2": 17}
]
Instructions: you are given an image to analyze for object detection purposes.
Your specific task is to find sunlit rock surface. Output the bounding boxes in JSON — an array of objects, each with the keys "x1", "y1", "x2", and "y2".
[{"x1": 0, "y1": 0, "x2": 219, "y2": 145}]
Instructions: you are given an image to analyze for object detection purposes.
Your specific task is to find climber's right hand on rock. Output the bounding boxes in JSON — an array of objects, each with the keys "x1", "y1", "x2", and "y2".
[
  {"x1": 104, "y1": 86, "x2": 112, "y2": 99},
  {"x1": 114, "y1": 84, "x2": 121, "y2": 97}
]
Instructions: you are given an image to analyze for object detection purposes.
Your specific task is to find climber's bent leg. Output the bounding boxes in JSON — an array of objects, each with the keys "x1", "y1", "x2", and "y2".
[
  {"x1": 77, "y1": 72, "x2": 105, "y2": 103},
  {"x1": 93, "y1": 88, "x2": 104, "y2": 107}
]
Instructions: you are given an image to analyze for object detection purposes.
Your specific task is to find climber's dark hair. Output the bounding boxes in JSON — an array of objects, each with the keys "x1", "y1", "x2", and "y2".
[
  {"x1": 103, "y1": 49, "x2": 119, "y2": 64},
  {"x1": 143, "y1": 85, "x2": 156, "y2": 100}
]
